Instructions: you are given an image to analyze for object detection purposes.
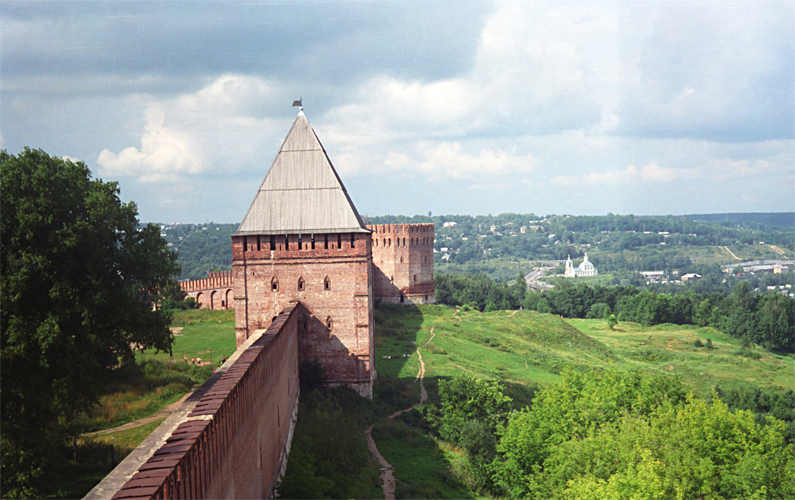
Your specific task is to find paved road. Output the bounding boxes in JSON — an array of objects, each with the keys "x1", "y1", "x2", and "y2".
[{"x1": 525, "y1": 266, "x2": 556, "y2": 291}]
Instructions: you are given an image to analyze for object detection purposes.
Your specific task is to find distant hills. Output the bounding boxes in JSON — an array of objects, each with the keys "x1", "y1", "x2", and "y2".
[{"x1": 684, "y1": 212, "x2": 794, "y2": 227}]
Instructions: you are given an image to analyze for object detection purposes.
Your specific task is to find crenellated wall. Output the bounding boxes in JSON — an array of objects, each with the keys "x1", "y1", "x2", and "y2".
[
  {"x1": 180, "y1": 271, "x2": 234, "y2": 310},
  {"x1": 367, "y1": 223, "x2": 435, "y2": 305},
  {"x1": 86, "y1": 303, "x2": 303, "y2": 500}
]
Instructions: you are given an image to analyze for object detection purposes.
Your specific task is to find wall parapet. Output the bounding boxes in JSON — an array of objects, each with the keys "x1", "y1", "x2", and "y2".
[
  {"x1": 180, "y1": 271, "x2": 233, "y2": 292},
  {"x1": 86, "y1": 303, "x2": 303, "y2": 500}
]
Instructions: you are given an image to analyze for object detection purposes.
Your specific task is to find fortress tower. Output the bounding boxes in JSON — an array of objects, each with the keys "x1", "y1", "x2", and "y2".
[
  {"x1": 367, "y1": 223, "x2": 435, "y2": 304},
  {"x1": 231, "y1": 110, "x2": 375, "y2": 397}
]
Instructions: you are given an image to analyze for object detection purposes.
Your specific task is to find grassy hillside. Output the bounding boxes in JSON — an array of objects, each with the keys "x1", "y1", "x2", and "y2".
[{"x1": 375, "y1": 304, "x2": 794, "y2": 399}]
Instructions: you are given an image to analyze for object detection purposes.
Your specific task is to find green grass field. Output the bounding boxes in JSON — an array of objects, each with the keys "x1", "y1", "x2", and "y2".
[{"x1": 137, "y1": 308, "x2": 236, "y2": 365}]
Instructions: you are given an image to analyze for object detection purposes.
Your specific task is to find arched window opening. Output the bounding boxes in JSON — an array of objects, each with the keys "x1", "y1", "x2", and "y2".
[
  {"x1": 271, "y1": 277, "x2": 279, "y2": 292},
  {"x1": 298, "y1": 277, "x2": 305, "y2": 291},
  {"x1": 326, "y1": 316, "x2": 333, "y2": 332},
  {"x1": 389, "y1": 238, "x2": 392, "y2": 247},
  {"x1": 324, "y1": 276, "x2": 331, "y2": 290},
  {"x1": 414, "y1": 274, "x2": 418, "y2": 282}
]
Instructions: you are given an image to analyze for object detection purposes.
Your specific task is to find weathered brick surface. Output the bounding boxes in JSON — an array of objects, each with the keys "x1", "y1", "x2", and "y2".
[
  {"x1": 368, "y1": 224, "x2": 435, "y2": 305},
  {"x1": 233, "y1": 232, "x2": 375, "y2": 397},
  {"x1": 101, "y1": 304, "x2": 302, "y2": 500}
]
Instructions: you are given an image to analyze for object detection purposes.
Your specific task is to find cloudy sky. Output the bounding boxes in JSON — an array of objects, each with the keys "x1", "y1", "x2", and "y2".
[{"x1": 2, "y1": 0, "x2": 793, "y2": 223}]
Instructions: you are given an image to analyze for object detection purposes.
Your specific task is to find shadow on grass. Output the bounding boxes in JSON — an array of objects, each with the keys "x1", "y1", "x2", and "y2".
[{"x1": 374, "y1": 303, "x2": 425, "y2": 379}]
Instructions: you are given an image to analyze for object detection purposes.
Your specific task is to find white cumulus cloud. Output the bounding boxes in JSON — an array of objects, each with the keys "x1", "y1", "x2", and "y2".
[{"x1": 97, "y1": 74, "x2": 280, "y2": 183}]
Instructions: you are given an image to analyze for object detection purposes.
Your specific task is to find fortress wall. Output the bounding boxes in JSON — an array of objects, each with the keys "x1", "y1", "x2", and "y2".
[
  {"x1": 180, "y1": 271, "x2": 234, "y2": 310},
  {"x1": 94, "y1": 303, "x2": 302, "y2": 500},
  {"x1": 232, "y1": 232, "x2": 374, "y2": 398},
  {"x1": 368, "y1": 223, "x2": 435, "y2": 304}
]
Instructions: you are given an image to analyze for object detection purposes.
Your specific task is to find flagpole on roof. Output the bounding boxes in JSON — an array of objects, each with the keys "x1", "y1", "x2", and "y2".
[{"x1": 292, "y1": 97, "x2": 303, "y2": 111}]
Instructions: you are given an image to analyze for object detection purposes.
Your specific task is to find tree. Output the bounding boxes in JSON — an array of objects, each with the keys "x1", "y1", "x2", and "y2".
[
  {"x1": 1, "y1": 148, "x2": 180, "y2": 497},
  {"x1": 607, "y1": 314, "x2": 618, "y2": 330},
  {"x1": 434, "y1": 376, "x2": 512, "y2": 445}
]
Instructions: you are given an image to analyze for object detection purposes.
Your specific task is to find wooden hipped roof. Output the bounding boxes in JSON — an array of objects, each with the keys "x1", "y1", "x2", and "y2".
[{"x1": 235, "y1": 111, "x2": 368, "y2": 235}]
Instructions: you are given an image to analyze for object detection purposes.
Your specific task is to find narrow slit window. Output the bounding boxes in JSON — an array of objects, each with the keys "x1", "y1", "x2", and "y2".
[
  {"x1": 243, "y1": 236, "x2": 247, "y2": 252},
  {"x1": 285, "y1": 235, "x2": 289, "y2": 250},
  {"x1": 257, "y1": 235, "x2": 261, "y2": 251},
  {"x1": 337, "y1": 233, "x2": 342, "y2": 249},
  {"x1": 271, "y1": 277, "x2": 279, "y2": 292},
  {"x1": 311, "y1": 234, "x2": 316, "y2": 249},
  {"x1": 298, "y1": 277, "x2": 305, "y2": 291},
  {"x1": 326, "y1": 316, "x2": 333, "y2": 332},
  {"x1": 351, "y1": 233, "x2": 355, "y2": 248}
]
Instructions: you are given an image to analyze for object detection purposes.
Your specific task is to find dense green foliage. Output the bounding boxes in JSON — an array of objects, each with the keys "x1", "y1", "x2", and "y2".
[
  {"x1": 0, "y1": 149, "x2": 180, "y2": 498},
  {"x1": 158, "y1": 223, "x2": 237, "y2": 280},
  {"x1": 435, "y1": 272, "x2": 527, "y2": 311},
  {"x1": 413, "y1": 370, "x2": 794, "y2": 499}
]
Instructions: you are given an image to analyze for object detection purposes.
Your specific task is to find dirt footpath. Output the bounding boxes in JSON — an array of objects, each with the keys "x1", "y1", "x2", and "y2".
[{"x1": 366, "y1": 327, "x2": 435, "y2": 499}]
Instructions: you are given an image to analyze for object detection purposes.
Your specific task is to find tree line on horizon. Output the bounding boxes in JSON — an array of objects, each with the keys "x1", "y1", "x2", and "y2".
[{"x1": 435, "y1": 273, "x2": 795, "y2": 352}]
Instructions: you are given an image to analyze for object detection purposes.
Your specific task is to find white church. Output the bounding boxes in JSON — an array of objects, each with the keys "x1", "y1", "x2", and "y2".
[{"x1": 565, "y1": 253, "x2": 598, "y2": 277}]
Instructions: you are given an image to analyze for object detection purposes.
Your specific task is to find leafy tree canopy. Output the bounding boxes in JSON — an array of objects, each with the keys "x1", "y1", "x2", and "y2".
[{"x1": 0, "y1": 148, "x2": 180, "y2": 497}]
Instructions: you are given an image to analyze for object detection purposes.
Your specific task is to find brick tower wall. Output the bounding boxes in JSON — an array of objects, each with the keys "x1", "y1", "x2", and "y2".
[
  {"x1": 232, "y1": 232, "x2": 374, "y2": 398},
  {"x1": 367, "y1": 223, "x2": 435, "y2": 305}
]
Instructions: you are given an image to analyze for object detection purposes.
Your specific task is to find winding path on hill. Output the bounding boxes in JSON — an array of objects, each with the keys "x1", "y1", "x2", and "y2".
[{"x1": 366, "y1": 327, "x2": 435, "y2": 500}]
